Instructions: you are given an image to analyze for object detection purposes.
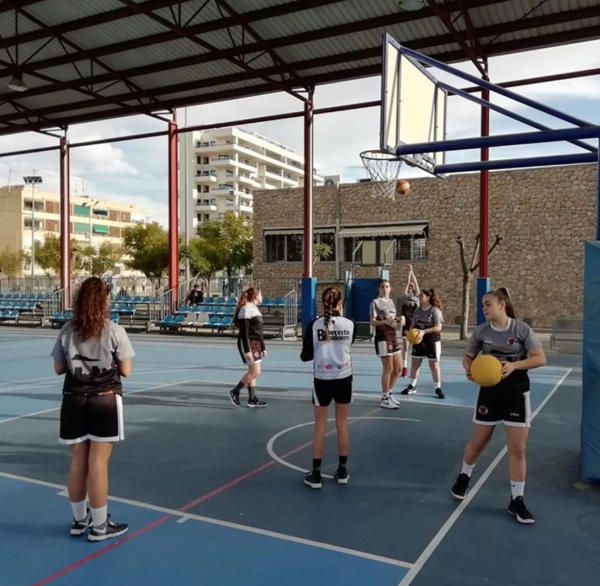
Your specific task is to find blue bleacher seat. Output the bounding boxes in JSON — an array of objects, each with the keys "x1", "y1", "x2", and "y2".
[
  {"x1": 226, "y1": 297, "x2": 237, "y2": 305},
  {"x1": 261, "y1": 297, "x2": 273, "y2": 308},
  {"x1": 272, "y1": 297, "x2": 285, "y2": 308},
  {"x1": 204, "y1": 296, "x2": 214, "y2": 305},
  {"x1": 217, "y1": 316, "x2": 232, "y2": 332},
  {"x1": 203, "y1": 315, "x2": 221, "y2": 330},
  {"x1": 110, "y1": 312, "x2": 120, "y2": 323}
]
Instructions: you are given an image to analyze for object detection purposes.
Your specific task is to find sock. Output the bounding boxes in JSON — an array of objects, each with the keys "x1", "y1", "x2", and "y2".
[
  {"x1": 433, "y1": 380, "x2": 441, "y2": 390},
  {"x1": 409, "y1": 378, "x2": 418, "y2": 387},
  {"x1": 338, "y1": 455, "x2": 348, "y2": 469},
  {"x1": 382, "y1": 390, "x2": 390, "y2": 397},
  {"x1": 461, "y1": 461, "x2": 475, "y2": 477},
  {"x1": 231, "y1": 380, "x2": 243, "y2": 394},
  {"x1": 70, "y1": 499, "x2": 87, "y2": 521},
  {"x1": 312, "y1": 458, "x2": 322, "y2": 472},
  {"x1": 91, "y1": 505, "x2": 108, "y2": 528},
  {"x1": 247, "y1": 385, "x2": 256, "y2": 399},
  {"x1": 510, "y1": 480, "x2": 525, "y2": 499}
]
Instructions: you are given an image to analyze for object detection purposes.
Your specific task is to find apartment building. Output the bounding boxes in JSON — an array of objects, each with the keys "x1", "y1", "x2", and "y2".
[
  {"x1": 179, "y1": 127, "x2": 323, "y2": 238},
  {"x1": 0, "y1": 185, "x2": 147, "y2": 276}
]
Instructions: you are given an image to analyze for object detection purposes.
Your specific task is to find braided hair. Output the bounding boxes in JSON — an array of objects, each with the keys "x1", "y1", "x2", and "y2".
[{"x1": 321, "y1": 287, "x2": 342, "y2": 341}]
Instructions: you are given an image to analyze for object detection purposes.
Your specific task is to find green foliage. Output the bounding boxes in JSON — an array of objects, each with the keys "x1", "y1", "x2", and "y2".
[
  {"x1": 0, "y1": 246, "x2": 28, "y2": 277},
  {"x1": 314, "y1": 242, "x2": 332, "y2": 262},
  {"x1": 34, "y1": 234, "x2": 61, "y2": 276},
  {"x1": 186, "y1": 214, "x2": 253, "y2": 281},
  {"x1": 121, "y1": 222, "x2": 169, "y2": 277},
  {"x1": 75, "y1": 241, "x2": 122, "y2": 276}
]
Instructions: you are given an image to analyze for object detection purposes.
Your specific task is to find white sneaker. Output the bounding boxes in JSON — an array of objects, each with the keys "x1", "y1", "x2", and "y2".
[
  {"x1": 389, "y1": 394, "x2": 400, "y2": 405},
  {"x1": 379, "y1": 395, "x2": 399, "y2": 409}
]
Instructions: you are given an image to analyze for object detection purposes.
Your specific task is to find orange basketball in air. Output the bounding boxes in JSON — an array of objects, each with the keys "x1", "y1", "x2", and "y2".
[{"x1": 396, "y1": 179, "x2": 411, "y2": 195}]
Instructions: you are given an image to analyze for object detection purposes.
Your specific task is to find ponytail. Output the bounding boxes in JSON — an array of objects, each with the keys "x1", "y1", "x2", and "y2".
[
  {"x1": 495, "y1": 287, "x2": 516, "y2": 318},
  {"x1": 234, "y1": 285, "x2": 260, "y2": 325},
  {"x1": 321, "y1": 287, "x2": 342, "y2": 341}
]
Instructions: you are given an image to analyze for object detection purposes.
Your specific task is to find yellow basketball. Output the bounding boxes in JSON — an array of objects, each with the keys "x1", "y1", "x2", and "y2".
[
  {"x1": 470, "y1": 355, "x2": 502, "y2": 387},
  {"x1": 407, "y1": 328, "x2": 421, "y2": 345}
]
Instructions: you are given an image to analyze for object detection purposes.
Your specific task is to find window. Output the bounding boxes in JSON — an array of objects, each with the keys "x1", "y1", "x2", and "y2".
[
  {"x1": 344, "y1": 238, "x2": 362, "y2": 263},
  {"x1": 396, "y1": 232, "x2": 428, "y2": 261},
  {"x1": 73, "y1": 204, "x2": 90, "y2": 217},
  {"x1": 93, "y1": 224, "x2": 110, "y2": 235},
  {"x1": 24, "y1": 218, "x2": 45, "y2": 230},
  {"x1": 92, "y1": 208, "x2": 108, "y2": 217},
  {"x1": 73, "y1": 222, "x2": 89, "y2": 234},
  {"x1": 202, "y1": 185, "x2": 210, "y2": 193},
  {"x1": 23, "y1": 199, "x2": 44, "y2": 212},
  {"x1": 265, "y1": 235, "x2": 286, "y2": 262},
  {"x1": 286, "y1": 234, "x2": 303, "y2": 262}
]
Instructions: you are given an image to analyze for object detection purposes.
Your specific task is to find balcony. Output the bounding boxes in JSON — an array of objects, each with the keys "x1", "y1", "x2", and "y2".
[
  {"x1": 196, "y1": 173, "x2": 217, "y2": 183},
  {"x1": 238, "y1": 174, "x2": 261, "y2": 187}
]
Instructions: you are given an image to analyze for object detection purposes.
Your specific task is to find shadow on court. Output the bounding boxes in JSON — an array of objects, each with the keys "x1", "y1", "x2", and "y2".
[{"x1": 0, "y1": 333, "x2": 597, "y2": 585}]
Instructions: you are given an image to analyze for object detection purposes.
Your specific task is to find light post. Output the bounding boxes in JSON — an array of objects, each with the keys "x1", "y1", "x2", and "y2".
[
  {"x1": 23, "y1": 173, "x2": 42, "y2": 282},
  {"x1": 83, "y1": 198, "x2": 100, "y2": 245}
]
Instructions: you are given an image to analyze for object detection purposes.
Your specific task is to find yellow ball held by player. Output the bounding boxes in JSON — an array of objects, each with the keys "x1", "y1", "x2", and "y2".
[
  {"x1": 407, "y1": 328, "x2": 421, "y2": 345},
  {"x1": 470, "y1": 355, "x2": 502, "y2": 387}
]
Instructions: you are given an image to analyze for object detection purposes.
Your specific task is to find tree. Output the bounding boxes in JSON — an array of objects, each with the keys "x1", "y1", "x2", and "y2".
[
  {"x1": 196, "y1": 214, "x2": 253, "y2": 291},
  {"x1": 0, "y1": 246, "x2": 28, "y2": 277},
  {"x1": 456, "y1": 234, "x2": 502, "y2": 339},
  {"x1": 76, "y1": 241, "x2": 122, "y2": 276},
  {"x1": 35, "y1": 234, "x2": 61, "y2": 276},
  {"x1": 314, "y1": 242, "x2": 332, "y2": 263},
  {"x1": 121, "y1": 222, "x2": 169, "y2": 277}
]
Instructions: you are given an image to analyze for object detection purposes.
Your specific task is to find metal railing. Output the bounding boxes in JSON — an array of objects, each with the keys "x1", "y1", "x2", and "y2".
[{"x1": 282, "y1": 287, "x2": 299, "y2": 339}]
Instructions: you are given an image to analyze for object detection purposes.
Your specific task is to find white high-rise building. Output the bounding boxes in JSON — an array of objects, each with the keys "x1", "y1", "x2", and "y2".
[{"x1": 179, "y1": 127, "x2": 323, "y2": 238}]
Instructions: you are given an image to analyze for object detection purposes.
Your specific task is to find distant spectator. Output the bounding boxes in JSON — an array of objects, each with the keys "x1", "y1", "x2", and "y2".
[{"x1": 187, "y1": 283, "x2": 204, "y2": 305}]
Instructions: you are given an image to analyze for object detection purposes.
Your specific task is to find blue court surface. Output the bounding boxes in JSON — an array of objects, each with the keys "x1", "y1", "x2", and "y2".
[{"x1": 0, "y1": 329, "x2": 598, "y2": 586}]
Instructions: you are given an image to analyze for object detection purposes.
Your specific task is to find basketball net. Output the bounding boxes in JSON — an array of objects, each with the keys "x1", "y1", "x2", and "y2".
[{"x1": 360, "y1": 150, "x2": 403, "y2": 200}]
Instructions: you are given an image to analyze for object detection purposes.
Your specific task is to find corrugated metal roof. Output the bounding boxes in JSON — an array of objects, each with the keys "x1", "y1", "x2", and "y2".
[{"x1": 0, "y1": 0, "x2": 598, "y2": 135}]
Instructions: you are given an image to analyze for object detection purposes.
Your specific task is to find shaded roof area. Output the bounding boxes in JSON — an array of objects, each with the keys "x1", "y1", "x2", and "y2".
[{"x1": 0, "y1": 0, "x2": 599, "y2": 136}]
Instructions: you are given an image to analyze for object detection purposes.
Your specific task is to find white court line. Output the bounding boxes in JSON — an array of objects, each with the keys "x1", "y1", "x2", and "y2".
[
  {"x1": 0, "y1": 469, "x2": 412, "y2": 570},
  {"x1": 0, "y1": 407, "x2": 61, "y2": 425},
  {"x1": 266, "y1": 416, "x2": 421, "y2": 478},
  {"x1": 0, "y1": 379, "x2": 202, "y2": 425},
  {"x1": 398, "y1": 367, "x2": 573, "y2": 586}
]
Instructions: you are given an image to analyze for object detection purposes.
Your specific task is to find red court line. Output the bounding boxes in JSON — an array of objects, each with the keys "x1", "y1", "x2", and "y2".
[{"x1": 34, "y1": 406, "x2": 380, "y2": 584}]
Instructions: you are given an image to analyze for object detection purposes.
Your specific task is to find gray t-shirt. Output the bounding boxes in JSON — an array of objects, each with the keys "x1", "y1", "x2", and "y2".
[
  {"x1": 370, "y1": 297, "x2": 398, "y2": 341},
  {"x1": 51, "y1": 319, "x2": 135, "y2": 395},
  {"x1": 466, "y1": 318, "x2": 541, "y2": 389},
  {"x1": 412, "y1": 305, "x2": 443, "y2": 342},
  {"x1": 466, "y1": 318, "x2": 541, "y2": 362}
]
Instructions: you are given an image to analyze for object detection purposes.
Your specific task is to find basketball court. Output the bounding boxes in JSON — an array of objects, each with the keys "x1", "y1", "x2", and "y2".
[{"x1": 0, "y1": 328, "x2": 596, "y2": 586}]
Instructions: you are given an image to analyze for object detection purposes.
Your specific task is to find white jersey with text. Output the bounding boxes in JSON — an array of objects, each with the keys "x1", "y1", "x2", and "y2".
[{"x1": 301, "y1": 315, "x2": 356, "y2": 380}]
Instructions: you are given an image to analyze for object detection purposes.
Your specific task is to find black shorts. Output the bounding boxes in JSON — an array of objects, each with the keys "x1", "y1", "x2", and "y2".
[
  {"x1": 313, "y1": 376, "x2": 352, "y2": 406},
  {"x1": 237, "y1": 339, "x2": 265, "y2": 365},
  {"x1": 374, "y1": 328, "x2": 401, "y2": 356},
  {"x1": 411, "y1": 338, "x2": 441, "y2": 361},
  {"x1": 59, "y1": 391, "x2": 124, "y2": 444},
  {"x1": 474, "y1": 386, "x2": 531, "y2": 428}
]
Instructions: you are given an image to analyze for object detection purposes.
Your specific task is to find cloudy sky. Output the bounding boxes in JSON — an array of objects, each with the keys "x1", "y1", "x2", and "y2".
[{"x1": 1, "y1": 38, "x2": 599, "y2": 225}]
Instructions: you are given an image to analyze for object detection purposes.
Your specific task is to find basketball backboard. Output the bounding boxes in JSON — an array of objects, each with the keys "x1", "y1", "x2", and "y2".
[{"x1": 380, "y1": 33, "x2": 447, "y2": 174}]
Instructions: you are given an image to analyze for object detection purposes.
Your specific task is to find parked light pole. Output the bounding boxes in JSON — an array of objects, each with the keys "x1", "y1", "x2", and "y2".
[{"x1": 23, "y1": 173, "x2": 43, "y2": 281}]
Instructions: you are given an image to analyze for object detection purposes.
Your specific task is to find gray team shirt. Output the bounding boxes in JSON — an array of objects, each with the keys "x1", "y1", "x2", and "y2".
[
  {"x1": 370, "y1": 297, "x2": 398, "y2": 341},
  {"x1": 466, "y1": 318, "x2": 541, "y2": 363},
  {"x1": 412, "y1": 305, "x2": 443, "y2": 342},
  {"x1": 51, "y1": 319, "x2": 135, "y2": 395}
]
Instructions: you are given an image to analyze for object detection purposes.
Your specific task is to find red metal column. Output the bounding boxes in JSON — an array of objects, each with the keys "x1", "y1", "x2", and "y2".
[
  {"x1": 59, "y1": 135, "x2": 71, "y2": 310},
  {"x1": 303, "y1": 88, "x2": 314, "y2": 278},
  {"x1": 168, "y1": 114, "x2": 179, "y2": 308},
  {"x1": 477, "y1": 61, "x2": 491, "y2": 325},
  {"x1": 480, "y1": 84, "x2": 490, "y2": 277}
]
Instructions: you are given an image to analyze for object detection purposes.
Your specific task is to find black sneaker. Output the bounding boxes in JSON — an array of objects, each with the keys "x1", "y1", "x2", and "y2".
[
  {"x1": 451, "y1": 473, "x2": 470, "y2": 500},
  {"x1": 70, "y1": 510, "x2": 92, "y2": 536},
  {"x1": 435, "y1": 387, "x2": 446, "y2": 399},
  {"x1": 304, "y1": 470, "x2": 322, "y2": 489},
  {"x1": 507, "y1": 496, "x2": 535, "y2": 524},
  {"x1": 229, "y1": 390, "x2": 241, "y2": 407},
  {"x1": 400, "y1": 384, "x2": 416, "y2": 395},
  {"x1": 247, "y1": 396, "x2": 268, "y2": 408},
  {"x1": 87, "y1": 515, "x2": 129, "y2": 542},
  {"x1": 334, "y1": 466, "x2": 350, "y2": 485}
]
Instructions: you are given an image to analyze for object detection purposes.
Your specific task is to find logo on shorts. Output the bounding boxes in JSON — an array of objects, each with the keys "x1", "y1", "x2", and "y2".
[{"x1": 478, "y1": 405, "x2": 489, "y2": 415}]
